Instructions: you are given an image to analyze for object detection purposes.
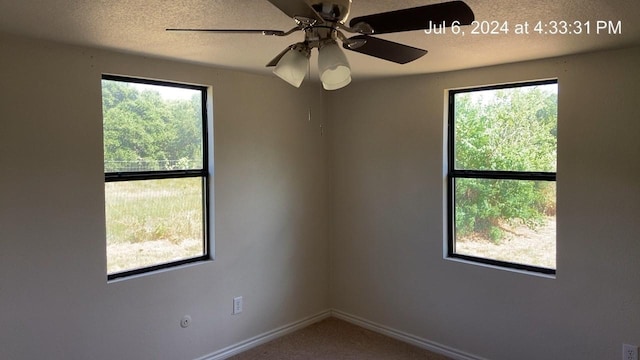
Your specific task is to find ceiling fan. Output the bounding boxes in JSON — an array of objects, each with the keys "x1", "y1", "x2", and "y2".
[{"x1": 167, "y1": 0, "x2": 474, "y2": 90}]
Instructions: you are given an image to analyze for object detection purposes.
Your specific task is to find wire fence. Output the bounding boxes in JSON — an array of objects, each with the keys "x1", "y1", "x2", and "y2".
[{"x1": 105, "y1": 159, "x2": 201, "y2": 172}]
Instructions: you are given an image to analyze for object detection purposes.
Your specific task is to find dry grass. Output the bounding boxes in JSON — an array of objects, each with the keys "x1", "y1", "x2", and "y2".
[
  {"x1": 107, "y1": 238, "x2": 202, "y2": 274},
  {"x1": 456, "y1": 217, "x2": 556, "y2": 269},
  {"x1": 105, "y1": 178, "x2": 205, "y2": 274}
]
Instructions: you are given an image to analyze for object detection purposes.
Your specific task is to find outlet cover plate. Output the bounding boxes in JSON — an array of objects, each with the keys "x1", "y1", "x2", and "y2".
[
  {"x1": 623, "y1": 344, "x2": 638, "y2": 360},
  {"x1": 233, "y1": 296, "x2": 243, "y2": 315}
]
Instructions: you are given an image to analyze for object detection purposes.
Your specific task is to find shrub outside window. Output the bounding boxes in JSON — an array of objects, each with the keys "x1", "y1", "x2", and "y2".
[
  {"x1": 102, "y1": 75, "x2": 210, "y2": 280},
  {"x1": 447, "y1": 80, "x2": 558, "y2": 274}
]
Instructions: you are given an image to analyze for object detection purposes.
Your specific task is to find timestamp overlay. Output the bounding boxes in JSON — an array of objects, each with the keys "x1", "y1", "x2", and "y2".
[{"x1": 424, "y1": 20, "x2": 623, "y2": 36}]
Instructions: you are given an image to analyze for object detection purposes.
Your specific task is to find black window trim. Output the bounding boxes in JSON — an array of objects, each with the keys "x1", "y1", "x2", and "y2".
[
  {"x1": 447, "y1": 79, "x2": 558, "y2": 275},
  {"x1": 103, "y1": 74, "x2": 211, "y2": 280}
]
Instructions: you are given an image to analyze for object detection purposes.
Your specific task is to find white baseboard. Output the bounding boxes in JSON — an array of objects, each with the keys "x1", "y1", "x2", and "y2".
[
  {"x1": 331, "y1": 309, "x2": 487, "y2": 360},
  {"x1": 194, "y1": 308, "x2": 485, "y2": 360},
  {"x1": 194, "y1": 309, "x2": 332, "y2": 360}
]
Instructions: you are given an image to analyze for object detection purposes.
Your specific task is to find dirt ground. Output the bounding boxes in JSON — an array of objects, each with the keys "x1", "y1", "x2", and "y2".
[
  {"x1": 107, "y1": 238, "x2": 202, "y2": 274},
  {"x1": 455, "y1": 217, "x2": 556, "y2": 269},
  {"x1": 107, "y1": 217, "x2": 557, "y2": 274}
]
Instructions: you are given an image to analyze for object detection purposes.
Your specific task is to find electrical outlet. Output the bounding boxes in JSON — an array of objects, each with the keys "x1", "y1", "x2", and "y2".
[
  {"x1": 623, "y1": 344, "x2": 638, "y2": 360},
  {"x1": 233, "y1": 296, "x2": 243, "y2": 315}
]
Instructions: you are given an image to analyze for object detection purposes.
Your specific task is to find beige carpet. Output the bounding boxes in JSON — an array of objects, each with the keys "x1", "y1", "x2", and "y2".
[{"x1": 227, "y1": 317, "x2": 451, "y2": 360}]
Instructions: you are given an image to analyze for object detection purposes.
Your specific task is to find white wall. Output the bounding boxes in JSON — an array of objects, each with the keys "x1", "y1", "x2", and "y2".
[
  {"x1": 2, "y1": 29, "x2": 639, "y2": 360},
  {"x1": 0, "y1": 33, "x2": 329, "y2": 360},
  {"x1": 327, "y1": 46, "x2": 640, "y2": 360}
]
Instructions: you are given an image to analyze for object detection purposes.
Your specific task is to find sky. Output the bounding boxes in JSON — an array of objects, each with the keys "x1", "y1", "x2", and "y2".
[
  {"x1": 130, "y1": 82, "x2": 200, "y2": 101},
  {"x1": 464, "y1": 82, "x2": 557, "y2": 104}
]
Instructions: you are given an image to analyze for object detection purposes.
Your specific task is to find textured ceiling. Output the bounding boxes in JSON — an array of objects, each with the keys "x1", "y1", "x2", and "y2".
[{"x1": 0, "y1": 0, "x2": 638, "y2": 79}]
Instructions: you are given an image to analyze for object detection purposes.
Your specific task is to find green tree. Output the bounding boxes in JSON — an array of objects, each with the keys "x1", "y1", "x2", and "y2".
[
  {"x1": 166, "y1": 96, "x2": 203, "y2": 168},
  {"x1": 101, "y1": 80, "x2": 203, "y2": 172},
  {"x1": 454, "y1": 85, "x2": 557, "y2": 241}
]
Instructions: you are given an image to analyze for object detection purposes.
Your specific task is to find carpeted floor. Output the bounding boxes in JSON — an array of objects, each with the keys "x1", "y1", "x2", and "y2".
[{"x1": 227, "y1": 317, "x2": 451, "y2": 360}]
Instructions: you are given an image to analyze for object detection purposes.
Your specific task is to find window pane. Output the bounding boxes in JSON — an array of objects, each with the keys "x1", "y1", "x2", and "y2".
[
  {"x1": 454, "y1": 83, "x2": 557, "y2": 172},
  {"x1": 454, "y1": 178, "x2": 556, "y2": 269},
  {"x1": 106, "y1": 178, "x2": 204, "y2": 274},
  {"x1": 102, "y1": 80, "x2": 203, "y2": 172}
]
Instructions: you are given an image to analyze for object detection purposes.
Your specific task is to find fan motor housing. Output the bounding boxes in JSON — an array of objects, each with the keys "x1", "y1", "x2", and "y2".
[{"x1": 310, "y1": 0, "x2": 352, "y2": 23}]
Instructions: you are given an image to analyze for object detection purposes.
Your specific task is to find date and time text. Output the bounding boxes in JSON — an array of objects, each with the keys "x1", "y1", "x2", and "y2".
[{"x1": 424, "y1": 20, "x2": 623, "y2": 36}]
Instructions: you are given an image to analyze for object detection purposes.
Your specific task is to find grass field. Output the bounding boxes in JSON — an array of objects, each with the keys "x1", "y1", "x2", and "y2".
[
  {"x1": 105, "y1": 178, "x2": 205, "y2": 274},
  {"x1": 105, "y1": 178, "x2": 554, "y2": 273}
]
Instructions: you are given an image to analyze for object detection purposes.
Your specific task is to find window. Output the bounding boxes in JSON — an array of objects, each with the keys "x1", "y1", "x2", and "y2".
[
  {"x1": 447, "y1": 80, "x2": 557, "y2": 274},
  {"x1": 102, "y1": 75, "x2": 210, "y2": 280}
]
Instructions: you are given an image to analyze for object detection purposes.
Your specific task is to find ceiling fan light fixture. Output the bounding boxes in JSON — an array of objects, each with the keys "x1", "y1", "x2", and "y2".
[
  {"x1": 321, "y1": 72, "x2": 351, "y2": 90},
  {"x1": 171, "y1": 1, "x2": 475, "y2": 90},
  {"x1": 318, "y1": 40, "x2": 351, "y2": 90},
  {"x1": 273, "y1": 44, "x2": 310, "y2": 88}
]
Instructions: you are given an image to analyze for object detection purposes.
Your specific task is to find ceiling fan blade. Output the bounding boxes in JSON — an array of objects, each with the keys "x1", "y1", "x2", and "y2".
[
  {"x1": 343, "y1": 35, "x2": 427, "y2": 64},
  {"x1": 167, "y1": 28, "x2": 286, "y2": 36},
  {"x1": 266, "y1": 46, "x2": 293, "y2": 67},
  {"x1": 349, "y1": 1, "x2": 474, "y2": 34},
  {"x1": 266, "y1": 0, "x2": 324, "y2": 23}
]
